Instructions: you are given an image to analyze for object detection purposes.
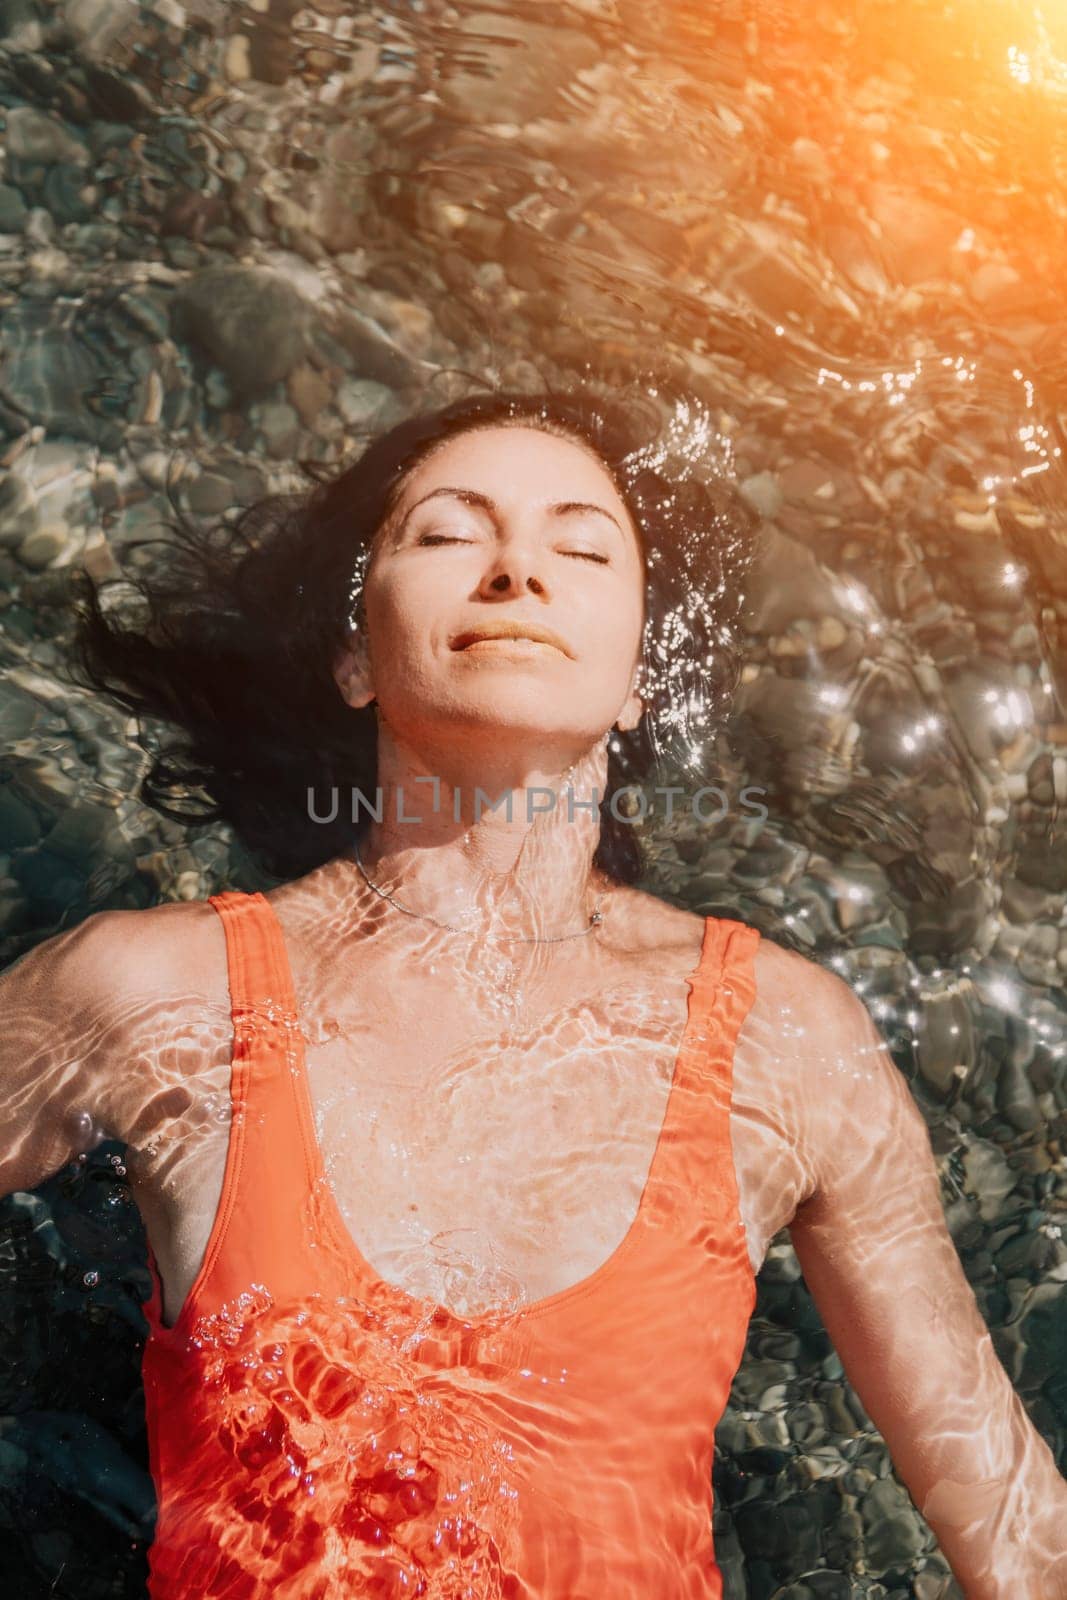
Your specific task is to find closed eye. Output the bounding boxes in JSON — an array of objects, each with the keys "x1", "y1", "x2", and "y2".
[{"x1": 418, "y1": 533, "x2": 608, "y2": 564}]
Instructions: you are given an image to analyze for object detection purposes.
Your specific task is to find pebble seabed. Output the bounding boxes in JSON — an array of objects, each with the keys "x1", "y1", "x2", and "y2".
[{"x1": 0, "y1": 1, "x2": 1065, "y2": 1596}]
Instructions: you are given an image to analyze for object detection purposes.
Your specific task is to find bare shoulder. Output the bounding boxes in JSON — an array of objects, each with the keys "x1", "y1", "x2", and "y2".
[
  {"x1": 743, "y1": 936, "x2": 921, "y2": 1202},
  {"x1": 65, "y1": 898, "x2": 231, "y2": 1144},
  {"x1": 0, "y1": 897, "x2": 231, "y2": 1194},
  {"x1": 745, "y1": 937, "x2": 893, "y2": 1092},
  {"x1": 73, "y1": 896, "x2": 227, "y2": 1005},
  {"x1": 751, "y1": 933, "x2": 838, "y2": 1008},
  {"x1": 596, "y1": 880, "x2": 714, "y2": 957},
  {"x1": 601, "y1": 882, "x2": 869, "y2": 1030},
  {"x1": 2, "y1": 896, "x2": 217, "y2": 1011},
  {"x1": 600, "y1": 882, "x2": 791, "y2": 983}
]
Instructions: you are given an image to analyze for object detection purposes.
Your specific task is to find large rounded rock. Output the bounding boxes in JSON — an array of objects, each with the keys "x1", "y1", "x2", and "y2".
[
  {"x1": 170, "y1": 266, "x2": 313, "y2": 398},
  {"x1": 5, "y1": 107, "x2": 89, "y2": 167}
]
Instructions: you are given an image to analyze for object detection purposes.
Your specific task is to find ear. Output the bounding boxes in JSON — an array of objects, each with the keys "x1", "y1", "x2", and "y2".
[
  {"x1": 333, "y1": 629, "x2": 376, "y2": 710},
  {"x1": 614, "y1": 666, "x2": 644, "y2": 733}
]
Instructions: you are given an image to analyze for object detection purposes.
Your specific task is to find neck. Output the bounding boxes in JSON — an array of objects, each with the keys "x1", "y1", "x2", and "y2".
[{"x1": 351, "y1": 723, "x2": 612, "y2": 941}]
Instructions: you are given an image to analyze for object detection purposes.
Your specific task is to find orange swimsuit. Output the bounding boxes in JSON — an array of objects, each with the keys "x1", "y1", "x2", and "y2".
[{"x1": 141, "y1": 891, "x2": 760, "y2": 1599}]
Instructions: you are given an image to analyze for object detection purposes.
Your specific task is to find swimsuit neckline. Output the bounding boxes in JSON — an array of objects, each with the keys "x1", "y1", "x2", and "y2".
[{"x1": 258, "y1": 893, "x2": 720, "y2": 1327}]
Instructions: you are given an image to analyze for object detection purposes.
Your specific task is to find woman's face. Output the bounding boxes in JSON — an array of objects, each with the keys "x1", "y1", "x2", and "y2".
[{"x1": 335, "y1": 424, "x2": 646, "y2": 763}]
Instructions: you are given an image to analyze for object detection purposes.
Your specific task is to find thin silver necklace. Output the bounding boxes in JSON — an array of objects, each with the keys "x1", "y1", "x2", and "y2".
[{"x1": 350, "y1": 840, "x2": 604, "y2": 943}]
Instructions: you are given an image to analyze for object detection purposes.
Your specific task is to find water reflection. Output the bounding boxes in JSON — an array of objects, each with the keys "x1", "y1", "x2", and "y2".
[
  {"x1": 390, "y1": 1228, "x2": 527, "y2": 1321},
  {"x1": 0, "y1": 0, "x2": 1065, "y2": 1595}
]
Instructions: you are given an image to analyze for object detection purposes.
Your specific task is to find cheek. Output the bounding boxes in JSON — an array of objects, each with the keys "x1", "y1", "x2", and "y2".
[
  {"x1": 595, "y1": 590, "x2": 645, "y2": 666},
  {"x1": 363, "y1": 577, "x2": 432, "y2": 666}
]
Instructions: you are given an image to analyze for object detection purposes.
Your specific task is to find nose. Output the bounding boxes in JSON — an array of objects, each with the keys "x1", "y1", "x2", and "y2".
[{"x1": 477, "y1": 545, "x2": 546, "y2": 599}]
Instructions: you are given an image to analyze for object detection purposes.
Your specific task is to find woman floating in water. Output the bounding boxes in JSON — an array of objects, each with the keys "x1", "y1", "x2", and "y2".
[{"x1": 3, "y1": 390, "x2": 1065, "y2": 1596}]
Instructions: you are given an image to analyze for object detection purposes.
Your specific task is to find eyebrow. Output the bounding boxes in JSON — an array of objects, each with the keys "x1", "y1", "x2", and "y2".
[{"x1": 397, "y1": 486, "x2": 626, "y2": 539}]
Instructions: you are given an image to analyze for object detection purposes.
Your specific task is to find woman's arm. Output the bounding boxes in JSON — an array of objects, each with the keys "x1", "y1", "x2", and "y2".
[
  {"x1": 785, "y1": 959, "x2": 1067, "y2": 1599},
  {"x1": 0, "y1": 908, "x2": 184, "y2": 1198},
  {"x1": 0, "y1": 913, "x2": 122, "y2": 1199}
]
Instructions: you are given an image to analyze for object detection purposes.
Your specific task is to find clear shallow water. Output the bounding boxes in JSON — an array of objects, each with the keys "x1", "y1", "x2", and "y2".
[{"x1": 0, "y1": 0, "x2": 1065, "y2": 1595}]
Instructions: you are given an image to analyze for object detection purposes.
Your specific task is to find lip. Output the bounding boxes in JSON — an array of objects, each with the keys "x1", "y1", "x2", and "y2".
[{"x1": 450, "y1": 621, "x2": 573, "y2": 658}]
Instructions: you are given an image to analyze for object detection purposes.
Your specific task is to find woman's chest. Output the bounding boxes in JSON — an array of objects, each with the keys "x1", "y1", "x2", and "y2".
[
  {"x1": 304, "y1": 998, "x2": 801, "y2": 1305},
  {"x1": 136, "y1": 941, "x2": 806, "y2": 1324},
  {"x1": 301, "y1": 992, "x2": 691, "y2": 1305}
]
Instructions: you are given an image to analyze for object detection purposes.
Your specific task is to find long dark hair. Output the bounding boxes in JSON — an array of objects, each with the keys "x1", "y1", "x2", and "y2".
[{"x1": 68, "y1": 386, "x2": 758, "y2": 885}]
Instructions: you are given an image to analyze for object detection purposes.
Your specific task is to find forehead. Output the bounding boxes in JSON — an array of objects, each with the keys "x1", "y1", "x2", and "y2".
[{"x1": 397, "y1": 424, "x2": 631, "y2": 516}]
